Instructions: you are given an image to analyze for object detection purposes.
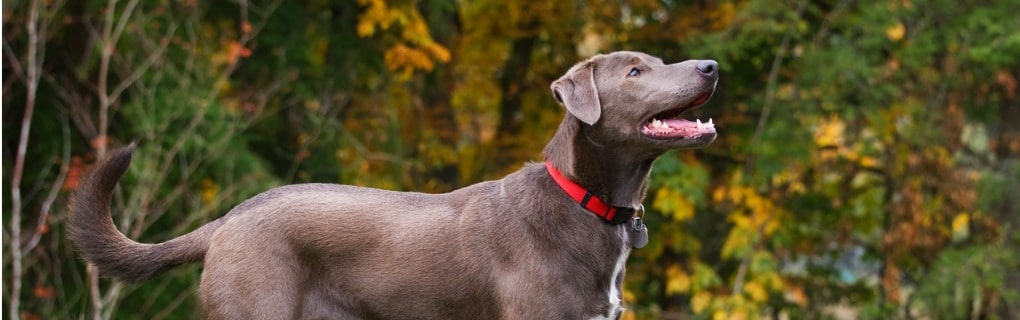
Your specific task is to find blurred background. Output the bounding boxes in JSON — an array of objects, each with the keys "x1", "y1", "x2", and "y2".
[{"x1": 3, "y1": 0, "x2": 1019, "y2": 319}]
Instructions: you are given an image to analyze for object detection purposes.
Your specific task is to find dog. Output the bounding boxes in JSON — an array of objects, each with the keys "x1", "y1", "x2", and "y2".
[{"x1": 68, "y1": 51, "x2": 719, "y2": 319}]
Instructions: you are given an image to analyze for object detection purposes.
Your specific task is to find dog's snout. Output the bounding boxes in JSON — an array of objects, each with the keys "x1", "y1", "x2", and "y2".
[{"x1": 696, "y1": 60, "x2": 718, "y2": 79}]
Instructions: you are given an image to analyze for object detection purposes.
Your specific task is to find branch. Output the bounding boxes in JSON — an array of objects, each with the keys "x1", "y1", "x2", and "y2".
[
  {"x1": 107, "y1": 25, "x2": 176, "y2": 105},
  {"x1": 746, "y1": 0, "x2": 808, "y2": 172},
  {"x1": 23, "y1": 112, "x2": 72, "y2": 253},
  {"x1": 286, "y1": 82, "x2": 350, "y2": 182},
  {"x1": 2, "y1": 39, "x2": 27, "y2": 83},
  {"x1": 88, "y1": 1, "x2": 140, "y2": 317},
  {"x1": 96, "y1": 0, "x2": 139, "y2": 156},
  {"x1": 9, "y1": 1, "x2": 45, "y2": 319},
  {"x1": 147, "y1": 0, "x2": 283, "y2": 209},
  {"x1": 810, "y1": 0, "x2": 854, "y2": 46},
  {"x1": 731, "y1": 1, "x2": 807, "y2": 316}
]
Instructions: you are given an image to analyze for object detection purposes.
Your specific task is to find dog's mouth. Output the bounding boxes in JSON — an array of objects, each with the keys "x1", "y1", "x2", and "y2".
[{"x1": 640, "y1": 92, "x2": 716, "y2": 140}]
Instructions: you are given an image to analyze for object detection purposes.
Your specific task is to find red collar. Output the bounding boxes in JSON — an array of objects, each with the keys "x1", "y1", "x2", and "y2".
[{"x1": 545, "y1": 161, "x2": 636, "y2": 225}]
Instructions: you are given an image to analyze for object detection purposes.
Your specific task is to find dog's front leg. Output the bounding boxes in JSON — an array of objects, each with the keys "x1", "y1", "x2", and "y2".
[{"x1": 495, "y1": 271, "x2": 588, "y2": 320}]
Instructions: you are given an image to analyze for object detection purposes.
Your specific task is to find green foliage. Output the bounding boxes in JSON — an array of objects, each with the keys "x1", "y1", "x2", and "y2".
[{"x1": 912, "y1": 235, "x2": 1019, "y2": 320}]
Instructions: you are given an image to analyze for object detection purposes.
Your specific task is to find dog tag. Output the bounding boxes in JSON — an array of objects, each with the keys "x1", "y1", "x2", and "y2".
[{"x1": 630, "y1": 217, "x2": 649, "y2": 249}]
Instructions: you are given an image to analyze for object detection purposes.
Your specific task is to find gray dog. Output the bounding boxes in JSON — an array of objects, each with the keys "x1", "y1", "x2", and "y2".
[{"x1": 69, "y1": 51, "x2": 719, "y2": 319}]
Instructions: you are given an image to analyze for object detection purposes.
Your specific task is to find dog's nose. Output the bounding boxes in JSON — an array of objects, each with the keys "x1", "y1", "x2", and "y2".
[{"x1": 696, "y1": 60, "x2": 718, "y2": 79}]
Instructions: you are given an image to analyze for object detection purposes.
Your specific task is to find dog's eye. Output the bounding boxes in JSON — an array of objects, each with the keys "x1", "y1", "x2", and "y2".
[{"x1": 628, "y1": 68, "x2": 641, "y2": 77}]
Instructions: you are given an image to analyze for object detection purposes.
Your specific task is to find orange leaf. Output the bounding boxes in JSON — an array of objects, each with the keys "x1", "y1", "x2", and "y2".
[
  {"x1": 37, "y1": 220, "x2": 49, "y2": 235},
  {"x1": 785, "y1": 284, "x2": 809, "y2": 307},
  {"x1": 62, "y1": 156, "x2": 83, "y2": 190},
  {"x1": 90, "y1": 135, "x2": 108, "y2": 150},
  {"x1": 997, "y1": 70, "x2": 1017, "y2": 99},
  {"x1": 33, "y1": 286, "x2": 55, "y2": 299},
  {"x1": 20, "y1": 312, "x2": 41, "y2": 320}
]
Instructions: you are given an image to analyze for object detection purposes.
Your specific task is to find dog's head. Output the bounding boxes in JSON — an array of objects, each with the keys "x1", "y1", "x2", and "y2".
[{"x1": 551, "y1": 51, "x2": 719, "y2": 150}]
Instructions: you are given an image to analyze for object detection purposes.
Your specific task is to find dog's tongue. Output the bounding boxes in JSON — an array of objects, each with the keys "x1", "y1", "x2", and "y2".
[{"x1": 643, "y1": 118, "x2": 716, "y2": 138}]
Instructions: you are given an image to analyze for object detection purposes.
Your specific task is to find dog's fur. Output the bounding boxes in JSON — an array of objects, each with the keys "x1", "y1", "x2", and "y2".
[{"x1": 68, "y1": 51, "x2": 719, "y2": 319}]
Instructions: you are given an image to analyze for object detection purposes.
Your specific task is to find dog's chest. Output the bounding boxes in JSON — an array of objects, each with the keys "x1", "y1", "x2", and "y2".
[{"x1": 590, "y1": 226, "x2": 630, "y2": 320}]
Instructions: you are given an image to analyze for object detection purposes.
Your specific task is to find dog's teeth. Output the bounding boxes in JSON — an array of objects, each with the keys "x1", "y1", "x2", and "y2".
[
  {"x1": 650, "y1": 119, "x2": 662, "y2": 128},
  {"x1": 696, "y1": 119, "x2": 703, "y2": 129},
  {"x1": 708, "y1": 118, "x2": 713, "y2": 125}
]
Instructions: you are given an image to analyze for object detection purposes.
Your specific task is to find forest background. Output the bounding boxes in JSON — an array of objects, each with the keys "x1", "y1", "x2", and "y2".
[{"x1": 4, "y1": 0, "x2": 1020, "y2": 319}]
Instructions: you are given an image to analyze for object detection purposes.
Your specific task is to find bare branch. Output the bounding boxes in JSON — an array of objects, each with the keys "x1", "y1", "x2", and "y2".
[
  {"x1": 732, "y1": 2, "x2": 807, "y2": 317},
  {"x1": 2, "y1": 39, "x2": 27, "y2": 83},
  {"x1": 95, "y1": 0, "x2": 140, "y2": 157},
  {"x1": 111, "y1": 0, "x2": 140, "y2": 48},
  {"x1": 23, "y1": 112, "x2": 72, "y2": 253},
  {"x1": 746, "y1": 1, "x2": 808, "y2": 171},
  {"x1": 147, "y1": 0, "x2": 283, "y2": 214},
  {"x1": 9, "y1": 1, "x2": 46, "y2": 319},
  {"x1": 108, "y1": 25, "x2": 176, "y2": 104}
]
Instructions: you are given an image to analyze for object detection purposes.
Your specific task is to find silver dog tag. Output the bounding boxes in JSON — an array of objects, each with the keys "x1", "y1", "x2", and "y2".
[{"x1": 630, "y1": 217, "x2": 648, "y2": 249}]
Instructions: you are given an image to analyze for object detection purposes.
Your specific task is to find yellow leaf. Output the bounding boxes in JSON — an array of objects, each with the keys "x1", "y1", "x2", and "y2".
[
  {"x1": 859, "y1": 155, "x2": 879, "y2": 168},
  {"x1": 712, "y1": 311, "x2": 728, "y2": 320},
  {"x1": 200, "y1": 178, "x2": 219, "y2": 205},
  {"x1": 654, "y1": 188, "x2": 696, "y2": 222},
  {"x1": 766, "y1": 272, "x2": 786, "y2": 291},
  {"x1": 709, "y1": 2, "x2": 739, "y2": 29},
  {"x1": 424, "y1": 42, "x2": 451, "y2": 63},
  {"x1": 355, "y1": 0, "x2": 396, "y2": 37},
  {"x1": 384, "y1": 44, "x2": 436, "y2": 72},
  {"x1": 886, "y1": 22, "x2": 905, "y2": 42},
  {"x1": 665, "y1": 264, "x2": 692, "y2": 294},
  {"x1": 727, "y1": 211, "x2": 748, "y2": 226},
  {"x1": 304, "y1": 99, "x2": 321, "y2": 112},
  {"x1": 952, "y1": 212, "x2": 969, "y2": 240},
  {"x1": 623, "y1": 288, "x2": 636, "y2": 303},
  {"x1": 743, "y1": 281, "x2": 768, "y2": 302},
  {"x1": 715, "y1": 310, "x2": 748, "y2": 320},
  {"x1": 814, "y1": 116, "x2": 845, "y2": 148},
  {"x1": 721, "y1": 224, "x2": 750, "y2": 259},
  {"x1": 621, "y1": 309, "x2": 637, "y2": 320},
  {"x1": 691, "y1": 291, "x2": 712, "y2": 313},
  {"x1": 712, "y1": 186, "x2": 726, "y2": 203}
]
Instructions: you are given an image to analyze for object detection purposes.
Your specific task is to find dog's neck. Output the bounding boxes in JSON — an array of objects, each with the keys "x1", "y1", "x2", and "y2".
[{"x1": 543, "y1": 116, "x2": 659, "y2": 208}]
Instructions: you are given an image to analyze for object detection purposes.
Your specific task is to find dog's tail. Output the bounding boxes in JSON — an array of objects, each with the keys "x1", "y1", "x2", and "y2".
[{"x1": 68, "y1": 144, "x2": 224, "y2": 282}]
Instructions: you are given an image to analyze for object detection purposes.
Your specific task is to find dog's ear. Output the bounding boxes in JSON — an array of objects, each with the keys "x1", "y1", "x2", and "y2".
[{"x1": 551, "y1": 60, "x2": 600, "y2": 125}]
